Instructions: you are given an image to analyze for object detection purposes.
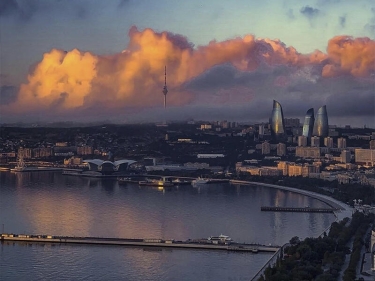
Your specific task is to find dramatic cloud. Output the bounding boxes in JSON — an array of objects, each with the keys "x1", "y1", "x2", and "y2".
[
  {"x1": 322, "y1": 36, "x2": 375, "y2": 77},
  {"x1": 1, "y1": 27, "x2": 374, "y2": 126}
]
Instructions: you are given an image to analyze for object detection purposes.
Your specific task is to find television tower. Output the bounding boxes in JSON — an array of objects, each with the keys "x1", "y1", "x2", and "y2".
[{"x1": 162, "y1": 66, "x2": 168, "y2": 108}]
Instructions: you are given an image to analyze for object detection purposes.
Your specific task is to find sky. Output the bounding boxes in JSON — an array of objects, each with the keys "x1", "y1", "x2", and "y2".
[{"x1": 0, "y1": 0, "x2": 374, "y2": 127}]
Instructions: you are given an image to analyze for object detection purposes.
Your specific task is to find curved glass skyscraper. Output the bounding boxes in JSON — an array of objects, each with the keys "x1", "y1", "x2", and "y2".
[
  {"x1": 302, "y1": 108, "x2": 315, "y2": 138},
  {"x1": 313, "y1": 105, "x2": 329, "y2": 137},
  {"x1": 271, "y1": 100, "x2": 285, "y2": 137}
]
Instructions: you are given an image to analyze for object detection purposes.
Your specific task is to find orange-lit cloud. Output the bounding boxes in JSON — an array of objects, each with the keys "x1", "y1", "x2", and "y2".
[
  {"x1": 2, "y1": 27, "x2": 374, "y2": 115},
  {"x1": 322, "y1": 36, "x2": 375, "y2": 77}
]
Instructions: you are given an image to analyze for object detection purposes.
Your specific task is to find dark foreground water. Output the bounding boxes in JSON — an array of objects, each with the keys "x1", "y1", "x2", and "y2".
[{"x1": 0, "y1": 171, "x2": 335, "y2": 281}]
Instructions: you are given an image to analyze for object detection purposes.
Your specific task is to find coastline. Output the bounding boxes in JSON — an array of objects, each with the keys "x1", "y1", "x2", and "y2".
[{"x1": 230, "y1": 179, "x2": 354, "y2": 281}]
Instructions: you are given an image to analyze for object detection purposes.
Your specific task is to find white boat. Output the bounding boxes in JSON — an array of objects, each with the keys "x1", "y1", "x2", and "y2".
[
  {"x1": 191, "y1": 177, "x2": 210, "y2": 185},
  {"x1": 208, "y1": 234, "x2": 233, "y2": 243}
]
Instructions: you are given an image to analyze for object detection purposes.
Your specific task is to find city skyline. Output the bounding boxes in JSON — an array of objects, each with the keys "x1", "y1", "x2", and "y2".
[{"x1": 0, "y1": 0, "x2": 374, "y2": 126}]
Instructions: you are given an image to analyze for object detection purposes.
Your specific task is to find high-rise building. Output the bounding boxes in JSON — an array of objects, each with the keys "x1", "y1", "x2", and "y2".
[
  {"x1": 370, "y1": 140, "x2": 375, "y2": 149},
  {"x1": 324, "y1": 137, "x2": 334, "y2": 148},
  {"x1": 311, "y1": 136, "x2": 320, "y2": 147},
  {"x1": 298, "y1": 136, "x2": 307, "y2": 147},
  {"x1": 337, "y1": 137, "x2": 347, "y2": 149},
  {"x1": 340, "y1": 150, "x2": 351, "y2": 163},
  {"x1": 277, "y1": 143, "x2": 286, "y2": 156},
  {"x1": 270, "y1": 100, "x2": 285, "y2": 138},
  {"x1": 302, "y1": 108, "x2": 315, "y2": 138},
  {"x1": 258, "y1": 124, "x2": 264, "y2": 135},
  {"x1": 313, "y1": 105, "x2": 329, "y2": 137},
  {"x1": 261, "y1": 141, "x2": 271, "y2": 155}
]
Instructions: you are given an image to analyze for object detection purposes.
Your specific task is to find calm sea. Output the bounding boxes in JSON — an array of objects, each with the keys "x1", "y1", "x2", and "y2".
[{"x1": 0, "y1": 171, "x2": 335, "y2": 281}]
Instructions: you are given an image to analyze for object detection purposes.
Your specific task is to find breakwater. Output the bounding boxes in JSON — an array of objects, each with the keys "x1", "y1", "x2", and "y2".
[
  {"x1": 0, "y1": 233, "x2": 279, "y2": 253},
  {"x1": 261, "y1": 206, "x2": 336, "y2": 213}
]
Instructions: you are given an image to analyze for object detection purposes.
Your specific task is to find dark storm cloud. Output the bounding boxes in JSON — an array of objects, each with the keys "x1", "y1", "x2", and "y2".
[
  {"x1": 300, "y1": 6, "x2": 320, "y2": 18},
  {"x1": 180, "y1": 63, "x2": 375, "y2": 125},
  {"x1": 0, "y1": 85, "x2": 19, "y2": 105},
  {"x1": 184, "y1": 64, "x2": 288, "y2": 92},
  {"x1": 326, "y1": 90, "x2": 374, "y2": 117}
]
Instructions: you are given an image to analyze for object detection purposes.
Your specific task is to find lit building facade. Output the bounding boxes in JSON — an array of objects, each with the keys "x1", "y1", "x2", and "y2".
[
  {"x1": 302, "y1": 108, "x2": 315, "y2": 138},
  {"x1": 337, "y1": 137, "x2": 347, "y2": 149},
  {"x1": 340, "y1": 150, "x2": 351, "y2": 163},
  {"x1": 313, "y1": 105, "x2": 329, "y2": 137},
  {"x1": 270, "y1": 100, "x2": 285, "y2": 138},
  {"x1": 355, "y1": 149, "x2": 375, "y2": 166},
  {"x1": 324, "y1": 137, "x2": 334, "y2": 148}
]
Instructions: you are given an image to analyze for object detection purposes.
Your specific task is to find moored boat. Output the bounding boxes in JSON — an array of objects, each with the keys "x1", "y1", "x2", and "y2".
[{"x1": 191, "y1": 177, "x2": 210, "y2": 185}]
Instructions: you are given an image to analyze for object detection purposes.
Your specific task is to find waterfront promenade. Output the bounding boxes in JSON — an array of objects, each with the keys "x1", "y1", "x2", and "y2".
[
  {"x1": 230, "y1": 180, "x2": 353, "y2": 221},
  {"x1": 230, "y1": 179, "x2": 354, "y2": 281}
]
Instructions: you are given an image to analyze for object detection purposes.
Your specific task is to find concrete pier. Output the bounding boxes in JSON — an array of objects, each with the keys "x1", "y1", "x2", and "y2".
[{"x1": 0, "y1": 233, "x2": 279, "y2": 253}]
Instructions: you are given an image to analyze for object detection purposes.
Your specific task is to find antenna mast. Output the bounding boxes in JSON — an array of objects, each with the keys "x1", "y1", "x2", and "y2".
[{"x1": 162, "y1": 66, "x2": 168, "y2": 108}]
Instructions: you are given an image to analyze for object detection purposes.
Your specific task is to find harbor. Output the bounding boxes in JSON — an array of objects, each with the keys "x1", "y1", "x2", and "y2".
[{"x1": 1, "y1": 233, "x2": 280, "y2": 253}]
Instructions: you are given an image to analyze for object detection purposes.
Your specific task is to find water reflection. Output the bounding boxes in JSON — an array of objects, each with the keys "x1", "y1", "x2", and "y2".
[{"x1": 1, "y1": 171, "x2": 335, "y2": 245}]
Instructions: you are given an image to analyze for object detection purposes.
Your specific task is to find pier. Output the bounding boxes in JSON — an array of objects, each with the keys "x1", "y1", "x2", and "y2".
[
  {"x1": 0, "y1": 233, "x2": 279, "y2": 253},
  {"x1": 261, "y1": 206, "x2": 337, "y2": 213}
]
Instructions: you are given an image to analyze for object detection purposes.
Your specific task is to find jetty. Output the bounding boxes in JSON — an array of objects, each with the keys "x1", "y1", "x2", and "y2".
[
  {"x1": 0, "y1": 233, "x2": 279, "y2": 253},
  {"x1": 261, "y1": 206, "x2": 337, "y2": 213}
]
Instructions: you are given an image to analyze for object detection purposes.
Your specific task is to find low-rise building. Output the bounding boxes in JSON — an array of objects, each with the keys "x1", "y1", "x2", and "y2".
[{"x1": 296, "y1": 147, "x2": 321, "y2": 158}]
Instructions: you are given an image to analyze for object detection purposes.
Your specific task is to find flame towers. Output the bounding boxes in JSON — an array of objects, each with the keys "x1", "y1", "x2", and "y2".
[
  {"x1": 270, "y1": 100, "x2": 286, "y2": 137},
  {"x1": 313, "y1": 105, "x2": 329, "y2": 137},
  {"x1": 302, "y1": 108, "x2": 315, "y2": 138}
]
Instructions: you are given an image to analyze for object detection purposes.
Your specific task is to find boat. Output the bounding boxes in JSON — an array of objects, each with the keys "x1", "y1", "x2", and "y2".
[
  {"x1": 139, "y1": 179, "x2": 174, "y2": 187},
  {"x1": 208, "y1": 234, "x2": 233, "y2": 244},
  {"x1": 191, "y1": 177, "x2": 210, "y2": 185},
  {"x1": 172, "y1": 178, "x2": 191, "y2": 185}
]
